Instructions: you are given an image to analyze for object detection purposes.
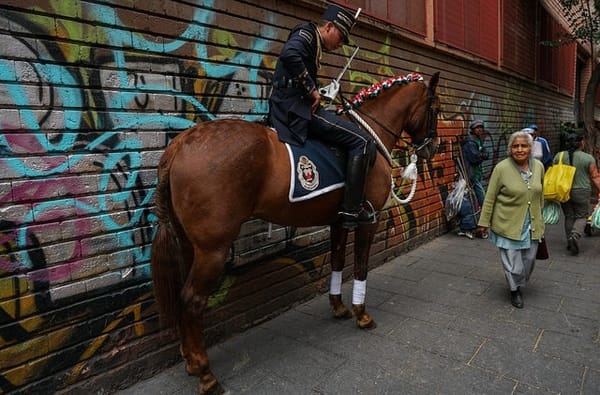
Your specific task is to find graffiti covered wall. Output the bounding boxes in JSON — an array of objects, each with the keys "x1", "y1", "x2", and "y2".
[{"x1": 0, "y1": 0, "x2": 574, "y2": 392}]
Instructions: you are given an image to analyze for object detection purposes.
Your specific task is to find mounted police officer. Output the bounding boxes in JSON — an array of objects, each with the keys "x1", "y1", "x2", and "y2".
[{"x1": 269, "y1": 3, "x2": 376, "y2": 229}]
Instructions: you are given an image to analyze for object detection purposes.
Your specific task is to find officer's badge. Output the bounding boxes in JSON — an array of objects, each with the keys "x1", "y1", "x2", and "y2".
[{"x1": 296, "y1": 155, "x2": 319, "y2": 191}]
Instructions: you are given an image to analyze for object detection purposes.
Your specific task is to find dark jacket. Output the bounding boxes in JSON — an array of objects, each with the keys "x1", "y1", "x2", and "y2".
[
  {"x1": 461, "y1": 134, "x2": 488, "y2": 182},
  {"x1": 269, "y1": 22, "x2": 321, "y2": 146}
]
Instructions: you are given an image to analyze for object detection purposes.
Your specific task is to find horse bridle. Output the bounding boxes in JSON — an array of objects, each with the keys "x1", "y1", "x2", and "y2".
[
  {"x1": 346, "y1": 83, "x2": 438, "y2": 156},
  {"x1": 415, "y1": 87, "x2": 439, "y2": 153},
  {"x1": 342, "y1": 82, "x2": 438, "y2": 204}
]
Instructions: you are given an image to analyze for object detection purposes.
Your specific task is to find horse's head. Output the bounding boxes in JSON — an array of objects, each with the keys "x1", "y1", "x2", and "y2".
[
  {"x1": 341, "y1": 72, "x2": 441, "y2": 162},
  {"x1": 405, "y1": 72, "x2": 441, "y2": 160}
]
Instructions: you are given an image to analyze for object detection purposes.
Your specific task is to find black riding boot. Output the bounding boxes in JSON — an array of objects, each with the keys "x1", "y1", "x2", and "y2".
[{"x1": 339, "y1": 153, "x2": 376, "y2": 229}]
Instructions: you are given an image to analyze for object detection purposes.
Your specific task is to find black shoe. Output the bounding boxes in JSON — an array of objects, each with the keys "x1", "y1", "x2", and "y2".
[
  {"x1": 568, "y1": 236, "x2": 579, "y2": 255},
  {"x1": 339, "y1": 204, "x2": 377, "y2": 229},
  {"x1": 510, "y1": 289, "x2": 523, "y2": 308}
]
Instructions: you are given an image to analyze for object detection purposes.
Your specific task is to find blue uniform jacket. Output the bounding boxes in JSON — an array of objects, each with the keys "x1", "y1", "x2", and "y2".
[{"x1": 269, "y1": 22, "x2": 321, "y2": 146}]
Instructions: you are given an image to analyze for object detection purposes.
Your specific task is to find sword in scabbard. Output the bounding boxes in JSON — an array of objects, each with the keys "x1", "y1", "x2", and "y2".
[{"x1": 319, "y1": 46, "x2": 360, "y2": 101}]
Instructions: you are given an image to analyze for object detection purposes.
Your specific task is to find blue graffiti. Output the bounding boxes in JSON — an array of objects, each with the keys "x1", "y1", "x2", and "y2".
[{"x1": 1, "y1": 2, "x2": 280, "y2": 278}]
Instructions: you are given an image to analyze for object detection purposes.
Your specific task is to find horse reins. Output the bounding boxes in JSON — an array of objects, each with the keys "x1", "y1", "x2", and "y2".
[
  {"x1": 342, "y1": 82, "x2": 438, "y2": 204},
  {"x1": 345, "y1": 84, "x2": 438, "y2": 157}
]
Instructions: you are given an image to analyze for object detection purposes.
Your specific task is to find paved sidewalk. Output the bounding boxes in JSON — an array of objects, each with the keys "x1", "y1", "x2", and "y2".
[{"x1": 117, "y1": 222, "x2": 600, "y2": 394}]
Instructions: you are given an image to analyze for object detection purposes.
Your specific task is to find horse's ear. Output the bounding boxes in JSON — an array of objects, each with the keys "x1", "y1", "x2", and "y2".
[{"x1": 428, "y1": 72, "x2": 440, "y2": 92}]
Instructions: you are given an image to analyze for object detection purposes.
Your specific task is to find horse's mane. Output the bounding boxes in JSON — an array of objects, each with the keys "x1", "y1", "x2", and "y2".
[{"x1": 341, "y1": 73, "x2": 423, "y2": 111}]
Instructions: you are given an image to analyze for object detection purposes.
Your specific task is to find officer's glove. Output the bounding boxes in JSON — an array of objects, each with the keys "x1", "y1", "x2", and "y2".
[{"x1": 319, "y1": 80, "x2": 340, "y2": 102}]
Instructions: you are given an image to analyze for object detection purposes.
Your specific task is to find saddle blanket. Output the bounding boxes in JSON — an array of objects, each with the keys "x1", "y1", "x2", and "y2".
[{"x1": 286, "y1": 139, "x2": 346, "y2": 202}]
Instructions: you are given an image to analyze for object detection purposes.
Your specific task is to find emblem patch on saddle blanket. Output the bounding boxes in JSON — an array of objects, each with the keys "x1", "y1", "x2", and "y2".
[{"x1": 286, "y1": 140, "x2": 346, "y2": 202}]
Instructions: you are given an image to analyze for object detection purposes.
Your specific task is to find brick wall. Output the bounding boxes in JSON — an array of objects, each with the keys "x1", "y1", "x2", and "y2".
[{"x1": 0, "y1": 0, "x2": 574, "y2": 393}]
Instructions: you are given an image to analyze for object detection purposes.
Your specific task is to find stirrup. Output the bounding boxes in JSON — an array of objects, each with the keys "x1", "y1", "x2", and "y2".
[{"x1": 339, "y1": 201, "x2": 377, "y2": 228}]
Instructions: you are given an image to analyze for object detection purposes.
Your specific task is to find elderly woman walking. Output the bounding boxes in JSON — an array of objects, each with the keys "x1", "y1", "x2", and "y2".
[{"x1": 478, "y1": 130, "x2": 545, "y2": 308}]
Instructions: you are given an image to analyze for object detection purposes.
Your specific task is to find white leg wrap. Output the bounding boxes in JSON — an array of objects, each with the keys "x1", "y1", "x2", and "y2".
[
  {"x1": 330, "y1": 271, "x2": 342, "y2": 295},
  {"x1": 352, "y1": 279, "x2": 366, "y2": 305}
]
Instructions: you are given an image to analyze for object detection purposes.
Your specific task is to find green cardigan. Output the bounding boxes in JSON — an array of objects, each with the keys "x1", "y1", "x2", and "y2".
[{"x1": 478, "y1": 157, "x2": 545, "y2": 241}]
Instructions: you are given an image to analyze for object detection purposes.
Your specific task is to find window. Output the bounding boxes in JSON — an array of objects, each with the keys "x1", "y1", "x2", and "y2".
[
  {"x1": 502, "y1": 0, "x2": 536, "y2": 78},
  {"x1": 538, "y1": 7, "x2": 575, "y2": 93},
  {"x1": 337, "y1": 0, "x2": 426, "y2": 36},
  {"x1": 434, "y1": 0, "x2": 498, "y2": 63}
]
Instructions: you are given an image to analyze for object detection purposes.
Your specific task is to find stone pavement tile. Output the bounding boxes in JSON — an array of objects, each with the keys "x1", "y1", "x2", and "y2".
[
  {"x1": 264, "y1": 306, "x2": 404, "y2": 362},
  {"x1": 465, "y1": 262, "x2": 504, "y2": 283},
  {"x1": 407, "y1": 248, "x2": 491, "y2": 271},
  {"x1": 557, "y1": 296, "x2": 600, "y2": 321},
  {"x1": 363, "y1": 282, "x2": 399, "y2": 308},
  {"x1": 361, "y1": 305, "x2": 409, "y2": 336},
  {"x1": 433, "y1": 363, "x2": 518, "y2": 394},
  {"x1": 528, "y1": 277, "x2": 599, "y2": 304},
  {"x1": 439, "y1": 288, "x2": 512, "y2": 318},
  {"x1": 417, "y1": 271, "x2": 490, "y2": 296},
  {"x1": 225, "y1": 374, "x2": 308, "y2": 394},
  {"x1": 534, "y1": 329, "x2": 600, "y2": 370},
  {"x1": 319, "y1": 327, "x2": 418, "y2": 370},
  {"x1": 552, "y1": 253, "x2": 600, "y2": 269},
  {"x1": 217, "y1": 327, "x2": 343, "y2": 388},
  {"x1": 370, "y1": 261, "x2": 431, "y2": 283},
  {"x1": 210, "y1": 347, "x2": 270, "y2": 393},
  {"x1": 294, "y1": 292, "x2": 340, "y2": 319},
  {"x1": 450, "y1": 314, "x2": 541, "y2": 352},
  {"x1": 313, "y1": 357, "x2": 428, "y2": 395},
  {"x1": 424, "y1": 258, "x2": 478, "y2": 277},
  {"x1": 115, "y1": 361, "x2": 196, "y2": 395},
  {"x1": 366, "y1": 270, "x2": 430, "y2": 297},
  {"x1": 469, "y1": 338, "x2": 585, "y2": 393},
  {"x1": 470, "y1": 282, "x2": 526, "y2": 311},
  {"x1": 401, "y1": 284, "x2": 473, "y2": 312},
  {"x1": 514, "y1": 286, "x2": 563, "y2": 312},
  {"x1": 385, "y1": 317, "x2": 485, "y2": 362},
  {"x1": 386, "y1": 345, "x2": 513, "y2": 393},
  {"x1": 528, "y1": 267, "x2": 582, "y2": 286},
  {"x1": 391, "y1": 282, "x2": 474, "y2": 309},
  {"x1": 379, "y1": 294, "x2": 457, "y2": 327},
  {"x1": 582, "y1": 367, "x2": 600, "y2": 395},
  {"x1": 258, "y1": 307, "x2": 349, "y2": 342},
  {"x1": 506, "y1": 305, "x2": 599, "y2": 339}
]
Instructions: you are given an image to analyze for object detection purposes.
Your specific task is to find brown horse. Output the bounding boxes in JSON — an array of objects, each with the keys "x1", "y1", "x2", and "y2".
[{"x1": 151, "y1": 72, "x2": 440, "y2": 394}]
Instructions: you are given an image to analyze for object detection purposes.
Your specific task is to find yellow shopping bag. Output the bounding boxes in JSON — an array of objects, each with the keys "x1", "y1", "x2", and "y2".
[{"x1": 543, "y1": 151, "x2": 576, "y2": 203}]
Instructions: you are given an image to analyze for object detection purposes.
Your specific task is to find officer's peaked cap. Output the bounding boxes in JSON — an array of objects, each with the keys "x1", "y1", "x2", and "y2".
[{"x1": 322, "y1": 4, "x2": 356, "y2": 44}]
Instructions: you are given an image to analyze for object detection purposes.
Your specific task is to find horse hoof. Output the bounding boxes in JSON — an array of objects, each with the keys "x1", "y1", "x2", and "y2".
[
  {"x1": 358, "y1": 317, "x2": 377, "y2": 330},
  {"x1": 352, "y1": 304, "x2": 377, "y2": 330},
  {"x1": 199, "y1": 379, "x2": 225, "y2": 395},
  {"x1": 329, "y1": 294, "x2": 352, "y2": 319}
]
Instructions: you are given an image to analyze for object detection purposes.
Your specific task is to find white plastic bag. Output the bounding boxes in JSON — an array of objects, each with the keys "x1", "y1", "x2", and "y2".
[{"x1": 445, "y1": 178, "x2": 467, "y2": 221}]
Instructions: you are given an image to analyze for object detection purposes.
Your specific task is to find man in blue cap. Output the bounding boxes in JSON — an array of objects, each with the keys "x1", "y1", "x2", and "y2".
[
  {"x1": 269, "y1": 3, "x2": 376, "y2": 229},
  {"x1": 462, "y1": 119, "x2": 489, "y2": 207},
  {"x1": 526, "y1": 124, "x2": 552, "y2": 168},
  {"x1": 455, "y1": 119, "x2": 489, "y2": 239}
]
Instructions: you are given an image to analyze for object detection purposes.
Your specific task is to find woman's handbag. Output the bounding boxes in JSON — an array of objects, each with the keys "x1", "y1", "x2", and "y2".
[
  {"x1": 543, "y1": 151, "x2": 576, "y2": 203},
  {"x1": 536, "y1": 238, "x2": 549, "y2": 260}
]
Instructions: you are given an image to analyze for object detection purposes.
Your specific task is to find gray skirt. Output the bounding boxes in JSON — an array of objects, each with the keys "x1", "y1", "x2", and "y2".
[{"x1": 499, "y1": 242, "x2": 539, "y2": 291}]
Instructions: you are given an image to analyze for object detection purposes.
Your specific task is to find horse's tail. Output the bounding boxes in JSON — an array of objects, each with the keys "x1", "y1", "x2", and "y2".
[{"x1": 151, "y1": 139, "x2": 189, "y2": 328}]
